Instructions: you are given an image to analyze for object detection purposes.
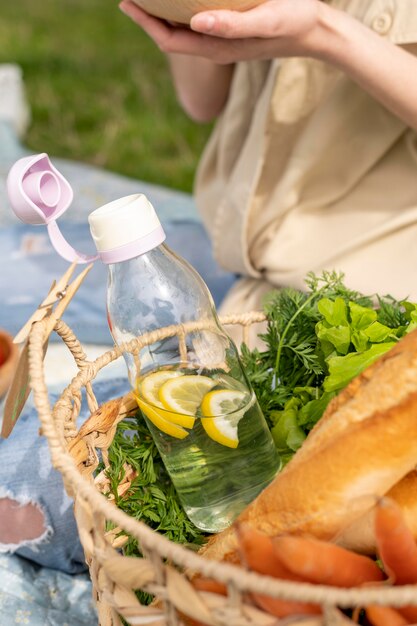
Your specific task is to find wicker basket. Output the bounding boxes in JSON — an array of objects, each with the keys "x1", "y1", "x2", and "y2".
[{"x1": 28, "y1": 314, "x2": 417, "y2": 626}]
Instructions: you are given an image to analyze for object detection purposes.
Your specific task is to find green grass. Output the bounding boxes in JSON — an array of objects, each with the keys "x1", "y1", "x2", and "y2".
[{"x1": 0, "y1": 0, "x2": 212, "y2": 191}]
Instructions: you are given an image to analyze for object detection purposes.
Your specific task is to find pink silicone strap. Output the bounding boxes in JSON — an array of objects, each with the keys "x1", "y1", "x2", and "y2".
[
  {"x1": 8, "y1": 153, "x2": 165, "y2": 265},
  {"x1": 47, "y1": 221, "x2": 99, "y2": 264}
]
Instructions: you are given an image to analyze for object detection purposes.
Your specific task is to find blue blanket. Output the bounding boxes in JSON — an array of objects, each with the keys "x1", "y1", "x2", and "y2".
[
  {"x1": 0, "y1": 154, "x2": 236, "y2": 343},
  {"x1": 0, "y1": 148, "x2": 236, "y2": 625},
  {"x1": 0, "y1": 553, "x2": 96, "y2": 625}
]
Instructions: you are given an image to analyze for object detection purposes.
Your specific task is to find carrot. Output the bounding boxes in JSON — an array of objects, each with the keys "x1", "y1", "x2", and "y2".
[
  {"x1": 236, "y1": 524, "x2": 301, "y2": 580},
  {"x1": 236, "y1": 524, "x2": 321, "y2": 618},
  {"x1": 375, "y1": 497, "x2": 417, "y2": 585},
  {"x1": 180, "y1": 616, "x2": 207, "y2": 626},
  {"x1": 251, "y1": 593, "x2": 322, "y2": 619},
  {"x1": 272, "y1": 535, "x2": 384, "y2": 587},
  {"x1": 398, "y1": 605, "x2": 417, "y2": 623},
  {"x1": 182, "y1": 579, "x2": 226, "y2": 626},
  {"x1": 366, "y1": 605, "x2": 410, "y2": 626},
  {"x1": 192, "y1": 577, "x2": 227, "y2": 596}
]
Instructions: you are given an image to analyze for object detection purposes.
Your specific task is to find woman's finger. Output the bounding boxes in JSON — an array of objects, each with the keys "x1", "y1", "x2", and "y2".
[
  {"x1": 119, "y1": 0, "x2": 150, "y2": 23},
  {"x1": 119, "y1": 1, "x2": 170, "y2": 35},
  {"x1": 190, "y1": 3, "x2": 281, "y2": 39},
  {"x1": 119, "y1": 0, "x2": 203, "y2": 55},
  {"x1": 118, "y1": 0, "x2": 273, "y2": 61}
]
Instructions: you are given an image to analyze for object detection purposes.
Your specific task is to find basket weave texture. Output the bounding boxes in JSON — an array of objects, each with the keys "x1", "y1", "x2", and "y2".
[{"x1": 28, "y1": 313, "x2": 417, "y2": 626}]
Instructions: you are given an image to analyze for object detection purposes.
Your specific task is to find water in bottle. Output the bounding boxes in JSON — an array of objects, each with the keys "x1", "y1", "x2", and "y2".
[{"x1": 88, "y1": 194, "x2": 281, "y2": 532}]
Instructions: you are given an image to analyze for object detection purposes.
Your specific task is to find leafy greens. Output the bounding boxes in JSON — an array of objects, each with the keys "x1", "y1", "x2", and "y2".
[{"x1": 241, "y1": 271, "x2": 417, "y2": 463}]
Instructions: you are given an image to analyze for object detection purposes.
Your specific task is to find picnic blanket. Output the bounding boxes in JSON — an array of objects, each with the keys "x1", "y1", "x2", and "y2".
[
  {"x1": 0, "y1": 144, "x2": 235, "y2": 624},
  {"x1": 0, "y1": 147, "x2": 236, "y2": 344},
  {"x1": 0, "y1": 553, "x2": 95, "y2": 626},
  {"x1": 0, "y1": 376, "x2": 132, "y2": 625}
]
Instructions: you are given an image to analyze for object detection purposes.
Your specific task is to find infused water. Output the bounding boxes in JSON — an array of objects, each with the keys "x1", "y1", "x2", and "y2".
[{"x1": 135, "y1": 367, "x2": 281, "y2": 532}]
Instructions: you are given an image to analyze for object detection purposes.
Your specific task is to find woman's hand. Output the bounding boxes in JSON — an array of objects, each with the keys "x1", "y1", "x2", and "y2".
[
  {"x1": 119, "y1": 0, "x2": 237, "y2": 121},
  {"x1": 120, "y1": 0, "x2": 417, "y2": 132},
  {"x1": 119, "y1": 0, "x2": 330, "y2": 65}
]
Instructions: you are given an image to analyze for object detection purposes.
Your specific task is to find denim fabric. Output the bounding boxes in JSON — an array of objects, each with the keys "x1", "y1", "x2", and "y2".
[
  {"x1": 0, "y1": 553, "x2": 96, "y2": 625},
  {"x1": 0, "y1": 378, "x2": 130, "y2": 573}
]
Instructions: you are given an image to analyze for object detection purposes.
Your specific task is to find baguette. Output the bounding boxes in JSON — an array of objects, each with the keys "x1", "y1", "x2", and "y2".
[
  {"x1": 336, "y1": 469, "x2": 417, "y2": 554},
  {"x1": 199, "y1": 329, "x2": 417, "y2": 562}
]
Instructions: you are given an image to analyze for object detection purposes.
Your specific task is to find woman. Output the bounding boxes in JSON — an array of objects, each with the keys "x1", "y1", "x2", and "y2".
[{"x1": 120, "y1": 0, "x2": 417, "y2": 314}]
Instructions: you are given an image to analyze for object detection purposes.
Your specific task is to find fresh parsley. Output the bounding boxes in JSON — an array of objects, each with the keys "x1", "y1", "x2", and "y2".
[{"x1": 100, "y1": 418, "x2": 205, "y2": 553}]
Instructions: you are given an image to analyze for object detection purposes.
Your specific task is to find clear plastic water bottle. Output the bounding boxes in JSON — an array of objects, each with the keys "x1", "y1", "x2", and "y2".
[{"x1": 89, "y1": 194, "x2": 280, "y2": 532}]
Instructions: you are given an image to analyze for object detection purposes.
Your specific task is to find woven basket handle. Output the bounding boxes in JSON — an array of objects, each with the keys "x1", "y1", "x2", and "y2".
[{"x1": 67, "y1": 393, "x2": 137, "y2": 475}]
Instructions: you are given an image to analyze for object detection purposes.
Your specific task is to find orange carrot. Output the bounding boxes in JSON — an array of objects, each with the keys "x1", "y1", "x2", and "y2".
[
  {"x1": 250, "y1": 592, "x2": 322, "y2": 619},
  {"x1": 181, "y1": 617, "x2": 207, "y2": 626},
  {"x1": 398, "y1": 605, "x2": 417, "y2": 623},
  {"x1": 183, "y1": 580, "x2": 226, "y2": 626},
  {"x1": 272, "y1": 535, "x2": 384, "y2": 587},
  {"x1": 237, "y1": 524, "x2": 299, "y2": 580},
  {"x1": 237, "y1": 524, "x2": 321, "y2": 618},
  {"x1": 375, "y1": 497, "x2": 417, "y2": 585},
  {"x1": 366, "y1": 605, "x2": 410, "y2": 626},
  {"x1": 192, "y1": 577, "x2": 227, "y2": 596},
  {"x1": 180, "y1": 613, "x2": 208, "y2": 626}
]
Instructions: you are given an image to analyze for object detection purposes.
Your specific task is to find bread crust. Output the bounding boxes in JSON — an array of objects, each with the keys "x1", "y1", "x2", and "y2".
[
  {"x1": 200, "y1": 329, "x2": 417, "y2": 562},
  {"x1": 336, "y1": 470, "x2": 417, "y2": 553}
]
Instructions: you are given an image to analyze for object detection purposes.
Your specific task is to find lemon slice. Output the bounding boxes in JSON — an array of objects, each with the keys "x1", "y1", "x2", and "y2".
[
  {"x1": 137, "y1": 369, "x2": 195, "y2": 429},
  {"x1": 135, "y1": 395, "x2": 189, "y2": 440},
  {"x1": 138, "y1": 370, "x2": 182, "y2": 408},
  {"x1": 159, "y1": 375, "x2": 216, "y2": 416},
  {"x1": 200, "y1": 389, "x2": 247, "y2": 448}
]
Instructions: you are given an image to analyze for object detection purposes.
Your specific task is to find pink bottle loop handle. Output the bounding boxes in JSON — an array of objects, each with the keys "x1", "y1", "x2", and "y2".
[
  {"x1": 46, "y1": 221, "x2": 98, "y2": 263},
  {"x1": 7, "y1": 153, "x2": 99, "y2": 264}
]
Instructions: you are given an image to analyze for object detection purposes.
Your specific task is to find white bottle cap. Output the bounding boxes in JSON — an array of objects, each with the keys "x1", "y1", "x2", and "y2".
[{"x1": 88, "y1": 193, "x2": 166, "y2": 264}]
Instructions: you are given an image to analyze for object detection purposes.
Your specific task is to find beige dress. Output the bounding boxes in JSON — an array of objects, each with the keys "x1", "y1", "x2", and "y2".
[{"x1": 194, "y1": 0, "x2": 417, "y2": 317}]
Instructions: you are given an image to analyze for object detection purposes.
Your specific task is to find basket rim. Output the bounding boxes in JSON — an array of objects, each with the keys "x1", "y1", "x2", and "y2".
[{"x1": 27, "y1": 315, "x2": 417, "y2": 608}]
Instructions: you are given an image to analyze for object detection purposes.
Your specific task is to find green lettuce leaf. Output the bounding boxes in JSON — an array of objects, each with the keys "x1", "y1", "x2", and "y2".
[{"x1": 324, "y1": 342, "x2": 396, "y2": 393}]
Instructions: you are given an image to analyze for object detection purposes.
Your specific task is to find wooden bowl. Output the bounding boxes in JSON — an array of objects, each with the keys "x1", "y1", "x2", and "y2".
[
  {"x1": 0, "y1": 330, "x2": 19, "y2": 398},
  {"x1": 130, "y1": 0, "x2": 266, "y2": 23}
]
